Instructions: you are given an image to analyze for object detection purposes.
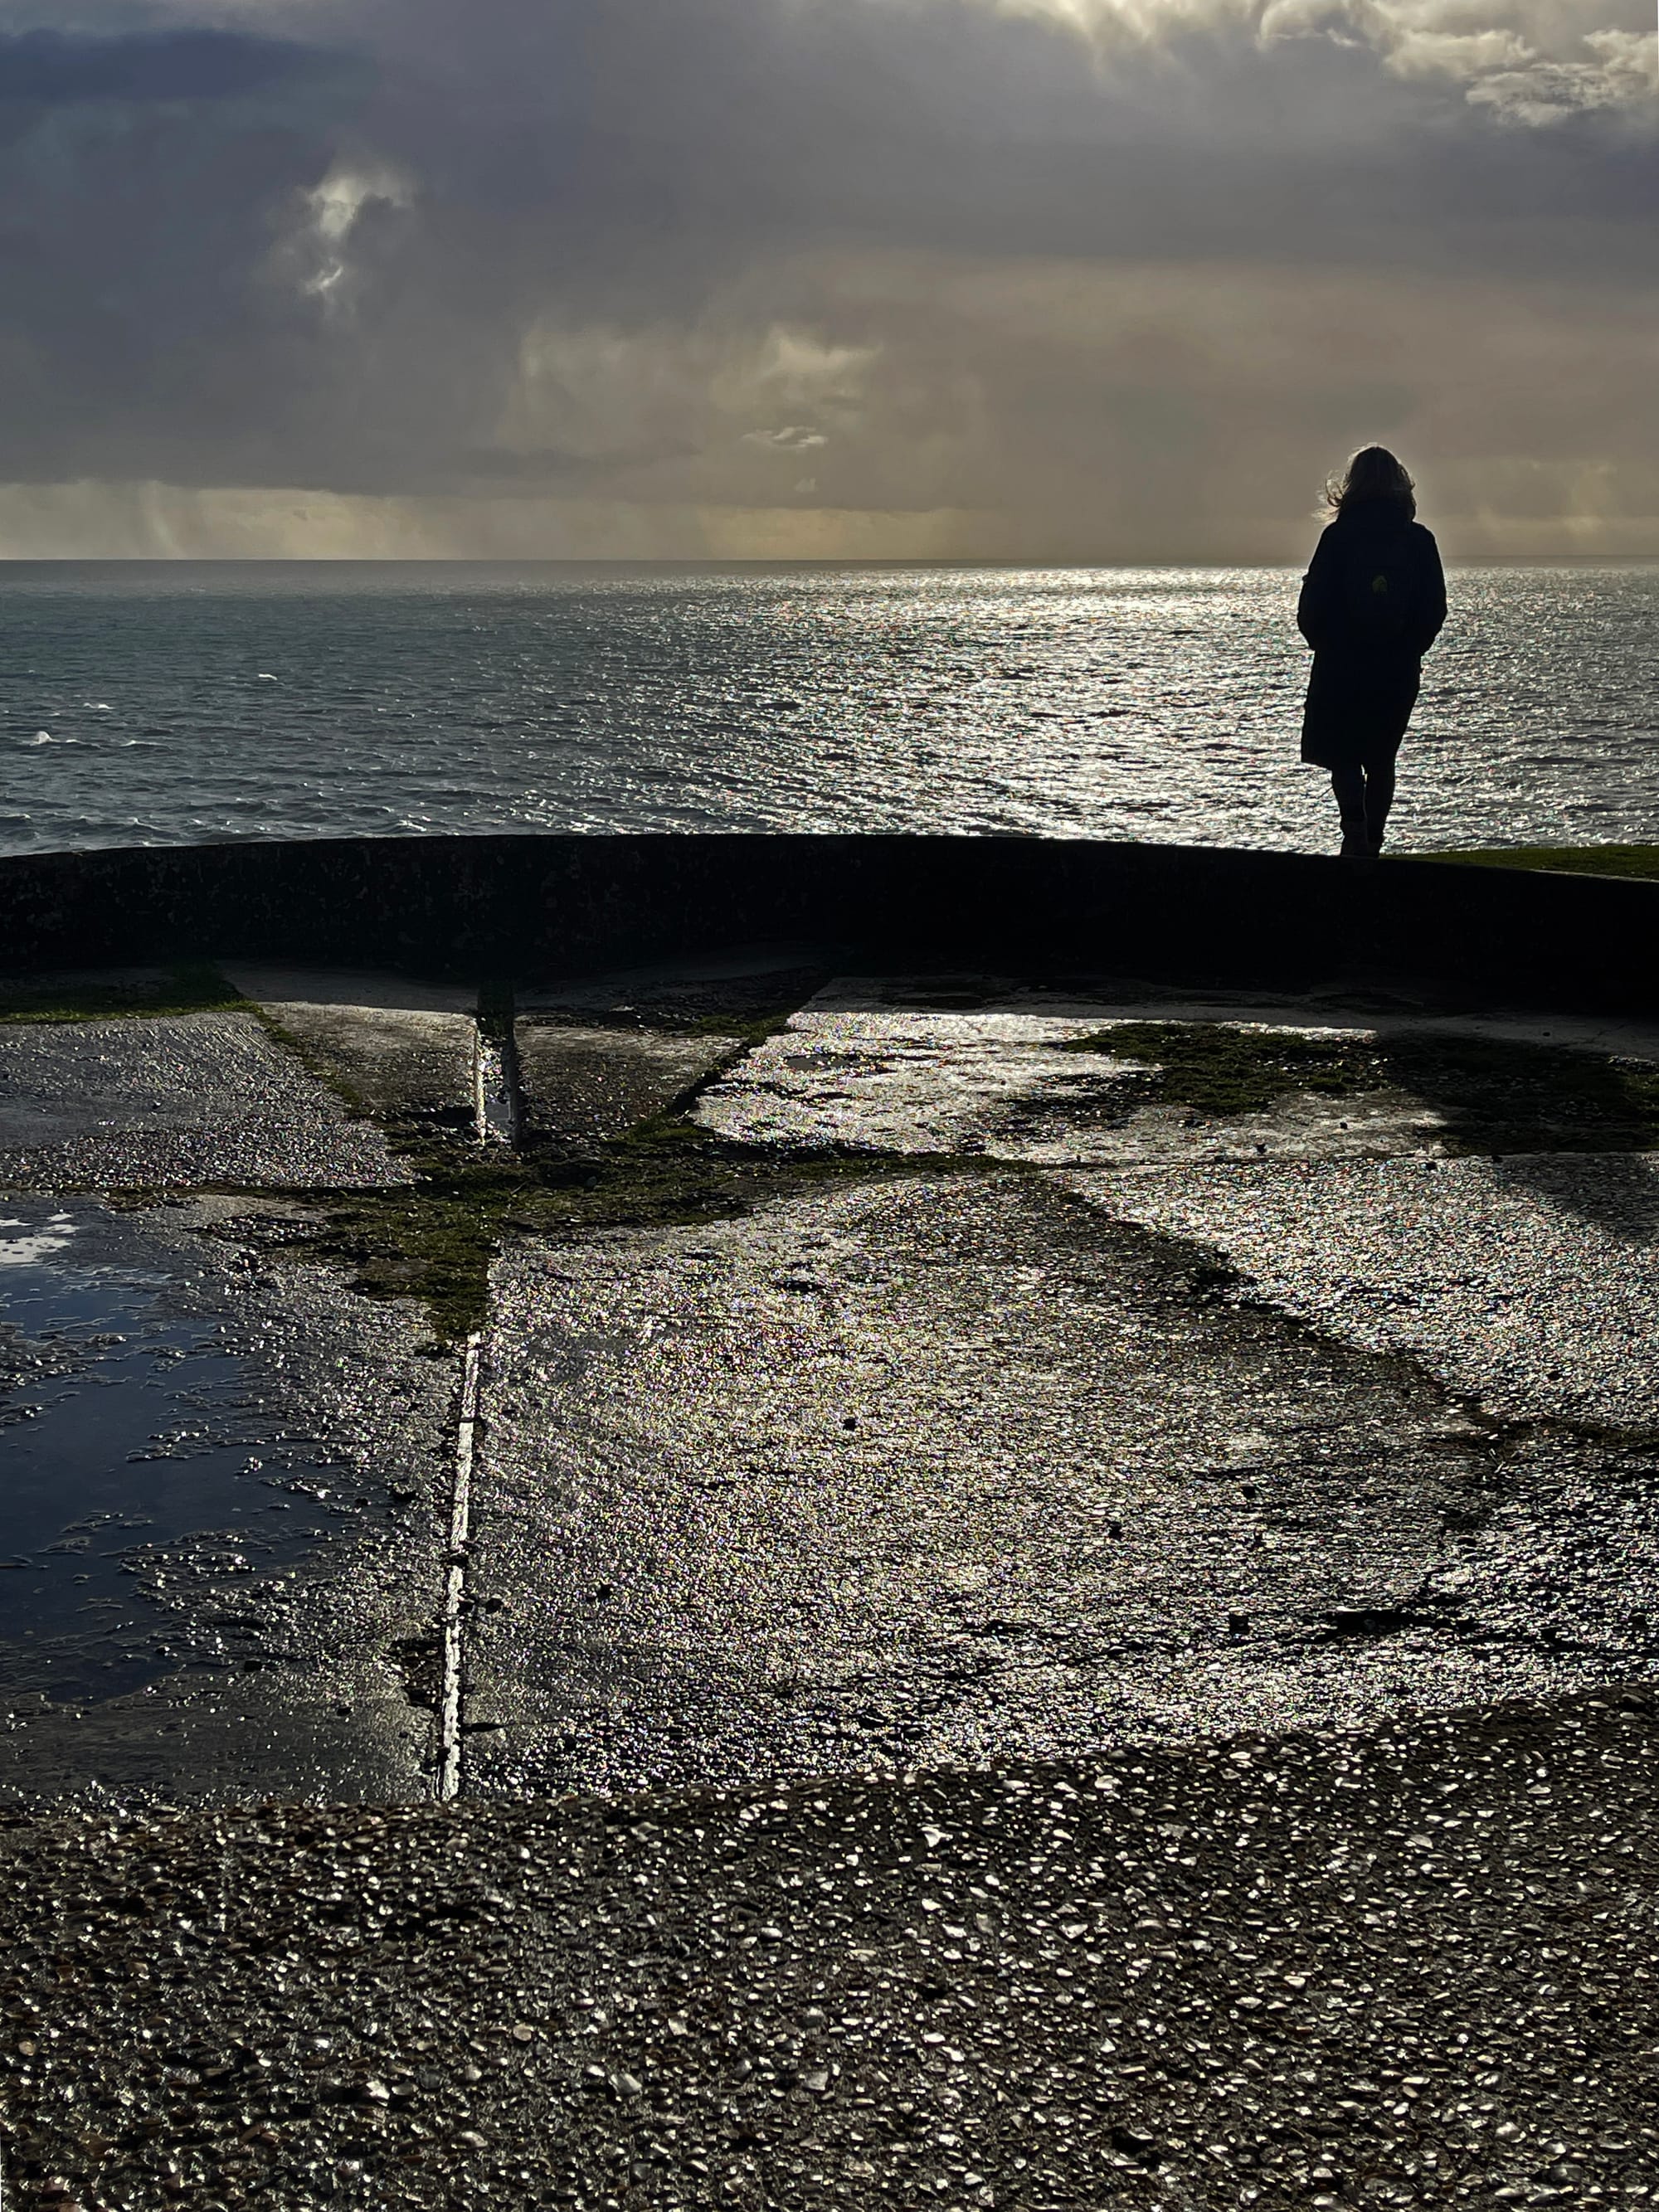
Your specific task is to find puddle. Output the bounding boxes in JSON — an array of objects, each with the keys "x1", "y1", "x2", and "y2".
[{"x1": 0, "y1": 1205, "x2": 360, "y2": 1703}]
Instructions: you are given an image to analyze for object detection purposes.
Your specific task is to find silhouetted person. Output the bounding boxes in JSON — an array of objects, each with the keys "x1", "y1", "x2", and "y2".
[{"x1": 1297, "y1": 446, "x2": 1446, "y2": 860}]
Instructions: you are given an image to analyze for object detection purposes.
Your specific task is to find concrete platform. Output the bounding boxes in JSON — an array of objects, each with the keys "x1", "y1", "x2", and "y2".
[
  {"x1": 465, "y1": 1172, "x2": 1659, "y2": 1800},
  {"x1": 696, "y1": 980, "x2": 1659, "y2": 1166},
  {"x1": 516, "y1": 945, "x2": 833, "y2": 1028},
  {"x1": 1077, "y1": 1153, "x2": 1659, "y2": 1431},
  {"x1": 2, "y1": 960, "x2": 1655, "y2": 1807},
  {"x1": 509, "y1": 947, "x2": 837, "y2": 1157},
  {"x1": 514, "y1": 1024, "x2": 738, "y2": 1157},
  {"x1": 1, "y1": 889, "x2": 1657, "y2": 2207}
]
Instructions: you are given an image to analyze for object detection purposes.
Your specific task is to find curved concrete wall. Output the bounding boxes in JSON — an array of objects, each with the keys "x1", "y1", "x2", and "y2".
[{"x1": 0, "y1": 835, "x2": 1652, "y2": 1014}]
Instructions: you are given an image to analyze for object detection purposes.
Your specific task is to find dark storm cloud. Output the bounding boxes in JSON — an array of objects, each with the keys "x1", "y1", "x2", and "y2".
[
  {"x1": 0, "y1": 25, "x2": 345, "y2": 105},
  {"x1": 0, "y1": 0, "x2": 1651, "y2": 547}
]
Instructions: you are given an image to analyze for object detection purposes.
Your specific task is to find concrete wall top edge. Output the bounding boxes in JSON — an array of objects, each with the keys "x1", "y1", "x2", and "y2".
[{"x1": 0, "y1": 834, "x2": 1652, "y2": 1017}]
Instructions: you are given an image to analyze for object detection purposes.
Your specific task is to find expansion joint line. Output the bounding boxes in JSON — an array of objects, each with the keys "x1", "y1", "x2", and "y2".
[
  {"x1": 470, "y1": 1020, "x2": 489, "y2": 1143},
  {"x1": 437, "y1": 1330, "x2": 484, "y2": 1802}
]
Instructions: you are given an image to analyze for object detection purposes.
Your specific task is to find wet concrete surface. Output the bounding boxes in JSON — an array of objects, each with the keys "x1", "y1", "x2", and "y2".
[
  {"x1": 516, "y1": 946, "x2": 834, "y2": 1031},
  {"x1": 220, "y1": 967, "x2": 477, "y2": 1020},
  {"x1": 1078, "y1": 1155, "x2": 1659, "y2": 1432},
  {"x1": 512, "y1": 949, "x2": 838, "y2": 1159},
  {"x1": 223, "y1": 967, "x2": 479, "y2": 1138},
  {"x1": 514, "y1": 1025, "x2": 740, "y2": 1159},
  {"x1": 466, "y1": 1172, "x2": 1659, "y2": 1799},
  {"x1": 695, "y1": 981, "x2": 1659, "y2": 1167},
  {"x1": 2, "y1": 1686, "x2": 1657, "y2": 2210},
  {"x1": 0, "y1": 1194, "x2": 458, "y2": 1801},
  {"x1": 2, "y1": 960, "x2": 1655, "y2": 1807},
  {"x1": 0, "y1": 1013, "x2": 406, "y2": 1190},
  {"x1": 2, "y1": 953, "x2": 1658, "y2": 2204}
]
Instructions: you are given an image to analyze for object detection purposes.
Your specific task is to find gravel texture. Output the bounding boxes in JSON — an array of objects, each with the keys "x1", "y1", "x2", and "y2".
[
  {"x1": 0, "y1": 1014, "x2": 406, "y2": 1191},
  {"x1": 2, "y1": 1687, "x2": 1657, "y2": 2209},
  {"x1": 1081, "y1": 1155, "x2": 1659, "y2": 1433},
  {"x1": 468, "y1": 1173, "x2": 1659, "y2": 1798}
]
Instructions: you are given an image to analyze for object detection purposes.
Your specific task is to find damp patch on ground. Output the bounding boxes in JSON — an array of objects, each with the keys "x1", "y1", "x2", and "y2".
[
  {"x1": 694, "y1": 986, "x2": 1659, "y2": 1164},
  {"x1": 465, "y1": 1172, "x2": 1659, "y2": 1801},
  {"x1": 0, "y1": 1204, "x2": 347, "y2": 1704}
]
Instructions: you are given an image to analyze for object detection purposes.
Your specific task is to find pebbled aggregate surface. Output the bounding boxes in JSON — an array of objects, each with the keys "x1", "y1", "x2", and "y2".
[
  {"x1": 468, "y1": 1174, "x2": 1659, "y2": 1799},
  {"x1": 2, "y1": 1688, "x2": 1657, "y2": 2210},
  {"x1": 1078, "y1": 1155, "x2": 1659, "y2": 1433},
  {"x1": 0, "y1": 1014, "x2": 406, "y2": 1191}
]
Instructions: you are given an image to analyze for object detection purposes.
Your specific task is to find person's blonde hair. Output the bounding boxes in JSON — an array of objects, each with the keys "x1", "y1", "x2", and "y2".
[{"x1": 1325, "y1": 445, "x2": 1416, "y2": 520}]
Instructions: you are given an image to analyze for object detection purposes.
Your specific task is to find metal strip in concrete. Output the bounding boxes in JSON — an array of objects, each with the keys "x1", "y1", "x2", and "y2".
[{"x1": 438, "y1": 1332, "x2": 484, "y2": 1802}]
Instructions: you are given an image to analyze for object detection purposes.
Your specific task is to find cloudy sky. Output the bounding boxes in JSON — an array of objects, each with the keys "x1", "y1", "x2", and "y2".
[{"x1": 0, "y1": 0, "x2": 1652, "y2": 559}]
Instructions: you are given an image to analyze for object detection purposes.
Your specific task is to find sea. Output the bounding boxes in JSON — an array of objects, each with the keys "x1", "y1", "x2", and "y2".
[{"x1": 2, "y1": 561, "x2": 1655, "y2": 857}]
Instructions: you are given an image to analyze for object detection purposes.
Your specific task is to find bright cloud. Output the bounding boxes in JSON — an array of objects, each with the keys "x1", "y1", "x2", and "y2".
[{"x1": 0, "y1": 0, "x2": 1649, "y2": 555}]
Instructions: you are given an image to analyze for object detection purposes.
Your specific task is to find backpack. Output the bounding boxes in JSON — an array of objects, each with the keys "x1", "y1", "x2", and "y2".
[{"x1": 1340, "y1": 532, "x2": 1419, "y2": 647}]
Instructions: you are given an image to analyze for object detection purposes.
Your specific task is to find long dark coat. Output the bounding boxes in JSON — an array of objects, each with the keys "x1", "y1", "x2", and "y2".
[{"x1": 1297, "y1": 506, "x2": 1447, "y2": 770}]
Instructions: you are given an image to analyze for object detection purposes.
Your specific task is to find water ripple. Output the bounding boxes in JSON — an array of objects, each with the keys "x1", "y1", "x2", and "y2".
[{"x1": 0, "y1": 561, "x2": 1653, "y2": 854}]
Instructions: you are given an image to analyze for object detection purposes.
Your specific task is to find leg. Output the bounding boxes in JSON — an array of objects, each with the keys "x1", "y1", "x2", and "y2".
[
  {"x1": 1330, "y1": 765, "x2": 1367, "y2": 853},
  {"x1": 1362, "y1": 760, "x2": 1396, "y2": 850}
]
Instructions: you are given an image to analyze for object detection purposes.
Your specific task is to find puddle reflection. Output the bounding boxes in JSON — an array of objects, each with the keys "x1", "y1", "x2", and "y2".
[{"x1": 0, "y1": 1208, "x2": 354, "y2": 1702}]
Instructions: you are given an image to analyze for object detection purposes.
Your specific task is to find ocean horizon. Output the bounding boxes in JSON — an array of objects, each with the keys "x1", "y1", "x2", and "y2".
[{"x1": 2, "y1": 559, "x2": 1655, "y2": 860}]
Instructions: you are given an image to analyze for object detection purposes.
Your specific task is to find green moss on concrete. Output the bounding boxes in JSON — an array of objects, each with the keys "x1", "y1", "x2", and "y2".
[
  {"x1": 248, "y1": 1122, "x2": 986, "y2": 1344},
  {"x1": 1061, "y1": 1022, "x2": 1380, "y2": 1116},
  {"x1": 0, "y1": 965, "x2": 249, "y2": 1026},
  {"x1": 279, "y1": 1159, "x2": 526, "y2": 1346},
  {"x1": 248, "y1": 1012, "x2": 377, "y2": 1121},
  {"x1": 1426, "y1": 844, "x2": 1659, "y2": 882},
  {"x1": 1061, "y1": 1019, "x2": 1659, "y2": 1153}
]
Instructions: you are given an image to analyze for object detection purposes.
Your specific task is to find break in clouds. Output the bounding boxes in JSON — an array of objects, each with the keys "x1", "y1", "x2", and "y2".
[{"x1": 0, "y1": 0, "x2": 1652, "y2": 558}]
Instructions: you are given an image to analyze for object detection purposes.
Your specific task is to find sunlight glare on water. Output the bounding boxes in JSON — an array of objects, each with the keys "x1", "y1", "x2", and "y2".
[{"x1": 0, "y1": 561, "x2": 1654, "y2": 854}]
